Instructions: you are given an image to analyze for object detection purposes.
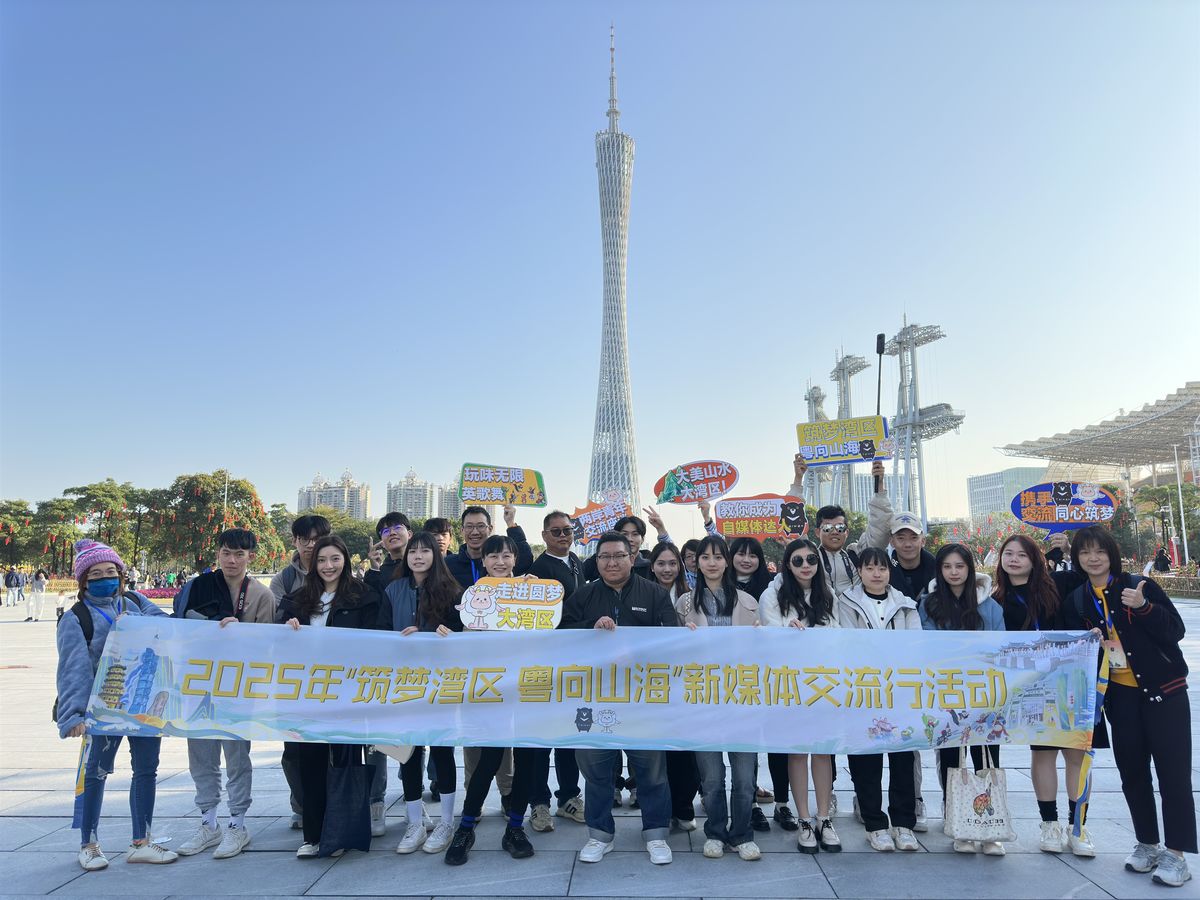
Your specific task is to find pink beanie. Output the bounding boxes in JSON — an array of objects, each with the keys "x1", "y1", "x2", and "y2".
[{"x1": 73, "y1": 539, "x2": 125, "y2": 581}]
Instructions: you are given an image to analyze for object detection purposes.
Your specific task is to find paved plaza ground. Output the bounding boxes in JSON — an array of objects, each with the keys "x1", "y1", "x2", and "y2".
[{"x1": 0, "y1": 597, "x2": 1198, "y2": 899}]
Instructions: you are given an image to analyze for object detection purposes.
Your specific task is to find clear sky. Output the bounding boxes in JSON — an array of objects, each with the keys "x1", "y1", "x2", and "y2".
[{"x1": 2, "y1": 0, "x2": 1197, "y2": 539}]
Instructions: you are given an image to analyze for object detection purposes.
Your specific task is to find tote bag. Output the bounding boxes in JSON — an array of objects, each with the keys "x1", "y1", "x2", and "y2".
[
  {"x1": 942, "y1": 747, "x2": 1017, "y2": 843},
  {"x1": 319, "y1": 745, "x2": 373, "y2": 857}
]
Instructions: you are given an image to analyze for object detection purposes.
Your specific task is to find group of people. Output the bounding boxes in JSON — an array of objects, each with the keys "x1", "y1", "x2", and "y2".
[
  {"x1": 53, "y1": 454, "x2": 1194, "y2": 887},
  {"x1": 5, "y1": 565, "x2": 48, "y2": 620}
]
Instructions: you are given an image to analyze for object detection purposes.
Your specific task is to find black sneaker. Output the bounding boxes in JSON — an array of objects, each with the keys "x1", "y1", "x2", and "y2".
[
  {"x1": 774, "y1": 804, "x2": 799, "y2": 831},
  {"x1": 501, "y1": 825, "x2": 535, "y2": 859},
  {"x1": 751, "y1": 807, "x2": 771, "y2": 832},
  {"x1": 443, "y1": 826, "x2": 475, "y2": 866}
]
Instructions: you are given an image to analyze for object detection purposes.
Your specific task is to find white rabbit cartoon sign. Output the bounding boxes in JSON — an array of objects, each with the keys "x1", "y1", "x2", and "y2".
[{"x1": 456, "y1": 577, "x2": 564, "y2": 631}]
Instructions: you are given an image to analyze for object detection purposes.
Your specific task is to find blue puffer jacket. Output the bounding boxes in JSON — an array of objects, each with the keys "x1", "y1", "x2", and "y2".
[
  {"x1": 918, "y1": 573, "x2": 1006, "y2": 632},
  {"x1": 55, "y1": 590, "x2": 166, "y2": 738}
]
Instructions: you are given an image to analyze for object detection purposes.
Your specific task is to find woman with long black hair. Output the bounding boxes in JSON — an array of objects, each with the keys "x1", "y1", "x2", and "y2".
[
  {"x1": 278, "y1": 534, "x2": 384, "y2": 859},
  {"x1": 760, "y1": 538, "x2": 840, "y2": 854}
]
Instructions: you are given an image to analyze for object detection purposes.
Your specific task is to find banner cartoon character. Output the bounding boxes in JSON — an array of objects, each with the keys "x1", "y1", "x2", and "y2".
[
  {"x1": 656, "y1": 467, "x2": 697, "y2": 504},
  {"x1": 779, "y1": 500, "x2": 807, "y2": 535},
  {"x1": 574, "y1": 707, "x2": 594, "y2": 732},
  {"x1": 457, "y1": 584, "x2": 497, "y2": 630},
  {"x1": 596, "y1": 709, "x2": 620, "y2": 734}
]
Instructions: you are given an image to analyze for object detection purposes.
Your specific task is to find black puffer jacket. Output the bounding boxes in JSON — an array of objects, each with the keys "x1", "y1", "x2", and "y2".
[
  {"x1": 277, "y1": 582, "x2": 385, "y2": 631},
  {"x1": 1064, "y1": 573, "x2": 1187, "y2": 700}
]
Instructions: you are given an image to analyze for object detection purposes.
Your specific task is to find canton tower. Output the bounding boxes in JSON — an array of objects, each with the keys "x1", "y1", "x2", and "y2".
[{"x1": 586, "y1": 28, "x2": 641, "y2": 510}]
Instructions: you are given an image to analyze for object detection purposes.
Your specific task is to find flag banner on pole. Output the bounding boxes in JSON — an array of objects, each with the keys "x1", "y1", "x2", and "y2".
[{"x1": 86, "y1": 618, "x2": 1100, "y2": 755}]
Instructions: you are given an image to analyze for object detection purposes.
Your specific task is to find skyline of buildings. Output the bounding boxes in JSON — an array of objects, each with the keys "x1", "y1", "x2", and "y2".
[
  {"x1": 297, "y1": 470, "x2": 372, "y2": 521},
  {"x1": 586, "y1": 29, "x2": 642, "y2": 512},
  {"x1": 966, "y1": 465, "x2": 1047, "y2": 521}
]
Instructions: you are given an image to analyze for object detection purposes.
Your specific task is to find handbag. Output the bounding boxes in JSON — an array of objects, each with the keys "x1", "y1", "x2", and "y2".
[
  {"x1": 942, "y1": 746, "x2": 1017, "y2": 843},
  {"x1": 318, "y1": 745, "x2": 373, "y2": 857}
]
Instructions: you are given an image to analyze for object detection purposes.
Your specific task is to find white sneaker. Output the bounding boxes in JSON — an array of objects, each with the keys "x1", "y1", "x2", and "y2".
[
  {"x1": 1068, "y1": 827, "x2": 1096, "y2": 858},
  {"x1": 702, "y1": 838, "x2": 725, "y2": 858},
  {"x1": 423, "y1": 821, "x2": 455, "y2": 853},
  {"x1": 212, "y1": 825, "x2": 250, "y2": 859},
  {"x1": 852, "y1": 795, "x2": 863, "y2": 824},
  {"x1": 530, "y1": 804, "x2": 554, "y2": 833},
  {"x1": 1152, "y1": 851, "x2": 1192, "y2": 887},
  {"x1": 953, "y1": 839, "x2": 978, "y2": 854},
  {"x1": 289, "y1": 813, "x2": 303, "y2": 830},
  {"x1": 980, "y1": 840, "x2": 1006, "y2": 856},
  {"x1": 646, "y1": 839, "x2": 673, "y2": 865},
  {"x1": 672, "y1": 816, "x2": 697, "y2": 832},
  {"x1": 867, "y1": 829, "x2": 894, "y2": 852},
  {"x1": 557, "y1": 795, "x2": 586, "y2": 824},
  {"x1": 1039, "y1": 821, "x2": 1065, "y2": 853},
  {"x1": 395, "y1": 822, "x2": 426, "y2": 854},
  {"x1": 370, "y1": 801, "x2": 386, "y2": 837},
  {"x1": 126, "y1": 840, "x2": 178, "y2": 864},
  {"x1": 1125, "y1": 841, "x2": 1162, "y2": 873},
  {"x1": 891, "y1": 827, "x2": 919, "y2": 851},
  {"x1": 177, "y1": 822, "x2": 222, "y2": 856},
  {"x1": 579, "y1": 838, "x2": 614, "y2": 863},
  {"x1": 734, "y1": 840, "x2": 762, "y2": 861},
  {"x1": 78, "y1": 844, "x2": 109, "y2": 871},
  {"x1": 913, "y1": 798, "x2": 928, "y2": 833},
  {"x1": 296, "y1": 842, "x2": 319, "y2": 858}
]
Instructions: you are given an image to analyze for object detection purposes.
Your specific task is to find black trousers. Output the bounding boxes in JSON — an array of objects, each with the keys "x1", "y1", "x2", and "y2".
[
  {"x1": 289, "y1": 742, "x2": 364, "y2": 846},
  {"x1": 666, "y1": 750, "x2": 700, "y2": 820},
  {"x1": 937, "y1": 745, "x2": 1000, "y2": 794},
  {"x1": 848, "y1": 751, "x2": 916, "y2": 832},
  {"x1": 1107, "y1": 684, "x2": 1197, "y2": 853},
  {"x1": 754, "y1": 752, "x2": 790, "y2": 803},
  {"x1": 462, "y1": 746, "x2": 535, "y2": 819},
  {"x1": 401, "y1": 746, "x2": 457, "y2": 801},
  {"x1": 530, "y1": 748, "x2": 581, "y2": 806}
]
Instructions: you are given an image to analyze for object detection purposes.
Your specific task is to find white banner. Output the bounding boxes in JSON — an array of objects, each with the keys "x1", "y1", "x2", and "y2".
[{"x1": 86, "y1": 618, "x2": 1100, "y2": 754}]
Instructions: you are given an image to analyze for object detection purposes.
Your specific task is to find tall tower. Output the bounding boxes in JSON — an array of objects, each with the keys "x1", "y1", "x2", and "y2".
[{"x1": 587, "y1": 27, "x2": 641, "y2": 509}]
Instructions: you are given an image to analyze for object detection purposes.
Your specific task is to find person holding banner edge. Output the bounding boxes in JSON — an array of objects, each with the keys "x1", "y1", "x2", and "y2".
[
  {"x1": 278, "y1": 534, "x2": 385, "y2": 859},
  {"x1": 564, "y1": 530, "x2": 678, "y2": 866},
  {"x1": 1063, "y1": 526, "x2": 1194, "y2": 888}
]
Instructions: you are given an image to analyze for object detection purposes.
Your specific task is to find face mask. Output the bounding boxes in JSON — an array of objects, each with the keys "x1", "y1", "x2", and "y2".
[{"x1": 87, "y1": 577, "x2": 121, "y2": 598}]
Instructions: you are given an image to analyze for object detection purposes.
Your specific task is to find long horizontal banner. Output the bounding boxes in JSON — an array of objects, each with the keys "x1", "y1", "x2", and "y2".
[{"x1": 86, "y1": 618, "x2": 1099, "y2": 754}]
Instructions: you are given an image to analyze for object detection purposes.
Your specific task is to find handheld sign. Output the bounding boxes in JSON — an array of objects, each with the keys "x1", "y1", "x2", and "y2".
[
  {"x1": 455, "y1": 577, "x2": 564, "y2": 631},
  {"x1": 1011, "y1": 482, "x2": 1117, "y2": 534},
  {"x1": 570, "y1": 496, "x2": 633, "y2": 545},
  {"x1": 460, "y1": 463, "x2": 546, "y2": 507},
  {"x1": 713, "y1": 494, "x2": 806, "y2": 542},
  {"x1": 796, "y1": 416, "x2": 893, "y2": 467},
  {"x1": 653, "y1": 460, "x2": 739, "y2": 504}
]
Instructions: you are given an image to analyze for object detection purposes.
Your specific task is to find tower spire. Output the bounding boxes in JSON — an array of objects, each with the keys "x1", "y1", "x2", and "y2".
[{"x1": 607, "y1": 24, "x2": 620, "y2": 133}]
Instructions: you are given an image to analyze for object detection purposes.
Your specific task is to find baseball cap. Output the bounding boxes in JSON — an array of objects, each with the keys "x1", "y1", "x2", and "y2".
[{"x1": 890, "y1": 512, "x2": 924, "y2": 536}]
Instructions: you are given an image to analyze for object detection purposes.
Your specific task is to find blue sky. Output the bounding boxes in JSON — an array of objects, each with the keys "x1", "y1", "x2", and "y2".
[{"x1": 2, "y1": 0, "x2": 1197, "y2": 536}]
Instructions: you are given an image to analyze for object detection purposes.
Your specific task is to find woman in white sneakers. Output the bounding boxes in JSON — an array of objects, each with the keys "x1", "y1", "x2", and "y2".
[
  {"x1": 836, "y1": 547, "x2": 921, "y2": 852},
  {"x1": 759, "y1": 538, "x2": 841, "y2": 855},
  {"x1": 677, "y1": 536, "x2": 762, "y2": 862}
]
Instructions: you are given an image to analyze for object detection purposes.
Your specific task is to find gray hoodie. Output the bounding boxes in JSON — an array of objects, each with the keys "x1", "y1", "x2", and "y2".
[
  {"x1": 269, "y1": 552, "x2": 307, "y2": 602},
  {"x1": 55, "y1": 591, "x2": 166, "y2": 738}
]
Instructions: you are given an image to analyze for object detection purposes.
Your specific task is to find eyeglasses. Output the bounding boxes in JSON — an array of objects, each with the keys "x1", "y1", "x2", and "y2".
[
  {"x1": 789, "y1": 554, "x2": 819, "y2": 567},
  {"x1": 819, "y1": 524, "x2": 848, "y2": 534},
  {"x1": 546, "y1": 527, "x2": 574, "y2": 537},
  {"x1": 463, "y1": 524, "x2": 490, "y2": 532},
  {"x1": 597, "y1": 552, "x2": 631, "y2": 563},
  {"x1": 380, "y1": 525, "x2": 408, "y2": 538},
  {"x1": 296, "y1": 535, "x2": 320, "y2": 546}
]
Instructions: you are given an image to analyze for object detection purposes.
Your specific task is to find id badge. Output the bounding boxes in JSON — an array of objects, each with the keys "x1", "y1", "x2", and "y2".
[{"x1": 1103, "y1": 639, "x2": 1128, "y2": 670}]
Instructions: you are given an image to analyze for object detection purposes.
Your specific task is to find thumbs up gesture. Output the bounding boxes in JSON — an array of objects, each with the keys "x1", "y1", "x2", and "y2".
[{"x1": 1121, "y1": 580, "x2": 1148, "y2": 610}]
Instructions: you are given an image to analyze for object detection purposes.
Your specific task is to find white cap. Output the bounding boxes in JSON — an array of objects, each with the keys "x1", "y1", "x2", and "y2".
[{"x1": 890, "y1": 512, "x2": 924, "y2": 536}]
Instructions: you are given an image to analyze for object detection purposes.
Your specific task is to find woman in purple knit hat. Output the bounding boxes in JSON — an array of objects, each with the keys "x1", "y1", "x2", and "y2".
[{"x1": 56, "y1": 539, "x2": 177, "y2": 871}]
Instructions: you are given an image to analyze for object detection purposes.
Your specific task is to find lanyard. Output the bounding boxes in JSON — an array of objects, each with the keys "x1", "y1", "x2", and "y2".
[
  {"x1": 85, "y1": 598, "x2": 123, "y2": 626},
  {"x1": 1089, "y1": 578, "x2": 1116, "y2": 635},
  {"x1": 469, "y1": 558, "x2": 480, "y2": 585},
  {"x1": 1010, "y1": 589, "x2": 1040, "y2": 631},
  {"x1": 234, "y1": 578, "x2": 249, "y2": 619},
  {"x1": 820, "y1": 547, "x2": 855, "y2": 586}
]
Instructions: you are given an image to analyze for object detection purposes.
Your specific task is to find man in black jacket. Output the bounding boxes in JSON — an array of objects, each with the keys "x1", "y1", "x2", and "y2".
[
  {"x1": 564, "y1": 532, "x2": 677, "y2": 867},
  {"x1": 445, "y1": 505, "x2": 533, "y2": 587},
  {"x1": 887, "y1": 512, "x2": 936, "y2": 602},
  {"x1": 527, "y1": 511, "x2": 587, "y2": 831},
  {"x1": 364, "y1": 512, "x2": 411, "y2": 594}
]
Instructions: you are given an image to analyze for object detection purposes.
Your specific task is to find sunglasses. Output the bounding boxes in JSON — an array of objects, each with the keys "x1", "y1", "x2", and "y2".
[
  {"x1": 789, "y1": 554, "x2": 820, "y2": 567},
  {"x1": 819, "y1": 523, "x2": 848, "y2": 534},
  {"x1": 545, "y1": 526, "x2": 574, "y2": 537}
]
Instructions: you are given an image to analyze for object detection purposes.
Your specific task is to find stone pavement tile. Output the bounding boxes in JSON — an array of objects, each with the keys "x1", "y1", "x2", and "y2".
[
  {"x1": 18, "y1": 817, "x2": 279, "y2": 852},
  {"x1": 567, "y1": 850, "x2": 832, "y2": 898},
  {"x1": 0, "y1": 792, "x2": 53, "y2": 814},
  {"x1": 504, "y1": 821, "x2": 693, "y2": 854},
  {"x1": 0, "y1": 851, "x2": 91, "y2": 894},
  {"x1": 815, "y1": 851, "x2": 1111, "y2": 899},
  {"x1": 917, "y1": 817, "x2": 1135, "y2": 854},
  {"x1": 3, "y1": 790, "x2": 198, "y2": 819},
  {"x1": 1059, "y1": 853, "x2": 1200, "y2": 899},
  {"x1": 48, "y1": 849, "x2": 338, "y2": 896},
  {"x1": 0, "y1": 817, "x2": 69, "y2": 852},
  {"x1": 304, "y1": 844, "x2": 573, "y2": 896}
]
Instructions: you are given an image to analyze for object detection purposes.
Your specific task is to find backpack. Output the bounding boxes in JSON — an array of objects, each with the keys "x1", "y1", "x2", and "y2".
[
  {"x1": 52, "y1": 592, "x2": 137, "y2": 724},
  {"x1": 279, "y1": 564, "x2": 301, "y2": 597}
]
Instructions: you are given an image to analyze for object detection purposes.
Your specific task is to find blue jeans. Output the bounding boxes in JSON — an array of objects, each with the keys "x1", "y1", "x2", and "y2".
[
  {"x1": 695, "y1": 751, "x2": 756, "y2": 846},
  {"x1": 75, "y1": 735, "x2": 161, "y2": 846},
  {"x1": 576, "y1": 748, "x2": 669, "y2": 842},
  {"x1": 369, "y1": 750, "x2": 388, "y2": 805}
]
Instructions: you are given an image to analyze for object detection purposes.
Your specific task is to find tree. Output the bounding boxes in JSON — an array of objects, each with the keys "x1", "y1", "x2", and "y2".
[
  {"x1": 64, "y1": 478, "x2": 134, "y2": 557},
  {"x1": 1133, "y1": 483, "x2": 1199, "y2": 561},
  {"x1": 269, "y1": 503, "x2": 295, "y2": 548},
  {"x1": 30, "y1": 498, "x2": 84, "y2": 575},
  {"x1": 0, "y1": 500, "x2": 35, "y2": 567}
]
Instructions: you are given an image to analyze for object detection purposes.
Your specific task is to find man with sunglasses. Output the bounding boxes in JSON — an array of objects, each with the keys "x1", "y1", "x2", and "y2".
[
  {"x1": 364, "y1": 512, "x2": 411, "y2": 594},
  {"x1": 526, "y1": 512, "x2": 588, "y2": 832},
  {"x1": 563, "y1": 531, "x2": 678, "y2": 866},
  {"x1": 787, "y1": 454, "x2": 893, "y2": 596}
]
